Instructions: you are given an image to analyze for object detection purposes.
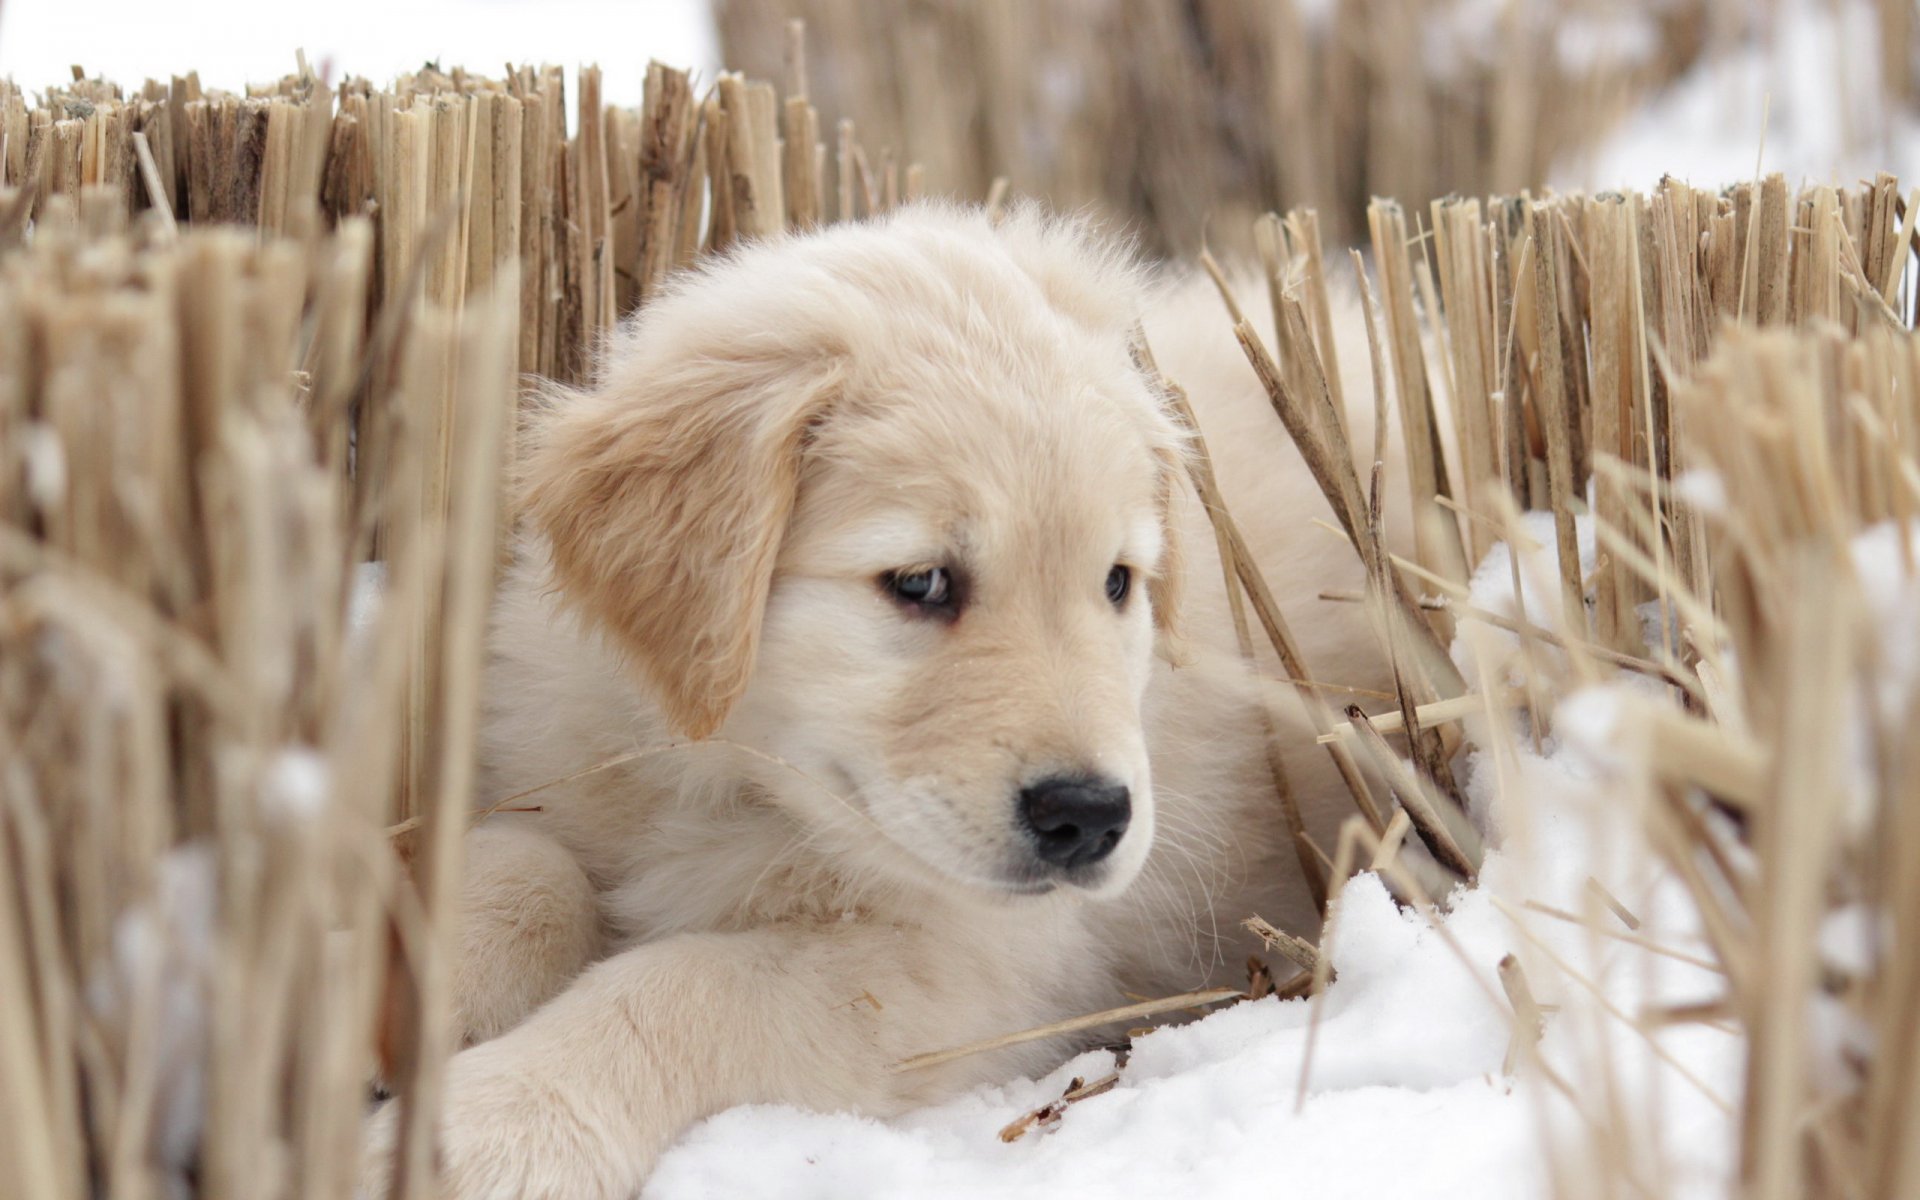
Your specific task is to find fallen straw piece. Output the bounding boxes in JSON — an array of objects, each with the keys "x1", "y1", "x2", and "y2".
[
  {"x1": 1317, "y1": 691, "x2": 1510, "y2": 744},
  {"x1": 1344, "y1": 706, "x2": 1480, "y2": 880},
  {"x1": 890, "y1": 987, "x2": 1246, "y2": 1074},
  {"x1": 1242, "y1": 915, "x2": 1323, "y2": 976},
  {"x1": 998, "y1": 1072, "x2": 1123, "y2": 1143}
]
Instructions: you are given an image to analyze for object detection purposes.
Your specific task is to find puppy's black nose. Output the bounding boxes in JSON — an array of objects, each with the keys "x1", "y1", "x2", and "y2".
[{"x1": 1020, "y1": 775, "x2": 1131, "y2": 868}]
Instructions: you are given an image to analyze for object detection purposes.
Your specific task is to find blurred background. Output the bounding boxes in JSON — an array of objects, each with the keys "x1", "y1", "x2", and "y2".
[
  {"x1": 1, "y1": 0, "x2": 1914, "y2": 251},
  {"x1": 0, "y1": 0, "x2": 721, "y2": 102}
]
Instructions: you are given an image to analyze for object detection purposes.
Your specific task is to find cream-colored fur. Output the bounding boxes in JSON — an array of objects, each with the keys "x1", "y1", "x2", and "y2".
[{"x1": 361, "y1": 204, "x2": 1391, "y2": 1199}]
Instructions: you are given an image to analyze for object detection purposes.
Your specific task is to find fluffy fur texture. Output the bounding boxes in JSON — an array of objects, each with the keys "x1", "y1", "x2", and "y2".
[{"x1": 361, "y1": 204, "x2": 1391, "y2": 1199}]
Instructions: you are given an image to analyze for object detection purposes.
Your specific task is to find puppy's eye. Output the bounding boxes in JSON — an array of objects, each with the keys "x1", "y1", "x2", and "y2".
[
  {"x1": 885, "y1": 567, "x2": 953, "y2": 609},
  {"x1": 1106, "y1": 564, "x2": 1132, "y2": 607}
]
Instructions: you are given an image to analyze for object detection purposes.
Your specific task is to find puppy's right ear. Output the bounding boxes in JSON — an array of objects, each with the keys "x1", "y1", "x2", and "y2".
[{"x1": 519, "y1": 319, "x2": 843, "y2": 740}]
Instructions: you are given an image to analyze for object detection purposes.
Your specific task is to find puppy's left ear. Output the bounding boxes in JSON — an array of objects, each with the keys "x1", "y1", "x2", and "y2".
[{"x1": 520, "y1": 324, "x2": 843, "y2": 740}]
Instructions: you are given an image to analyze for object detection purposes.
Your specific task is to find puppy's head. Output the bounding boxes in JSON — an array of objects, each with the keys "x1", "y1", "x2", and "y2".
[{"x1": 523, "y1": 204, "x2": 1186, "y2": 899}]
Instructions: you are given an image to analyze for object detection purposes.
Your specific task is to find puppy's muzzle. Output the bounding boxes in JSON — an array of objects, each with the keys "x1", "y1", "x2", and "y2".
[{"x1": 1019, "y1": 774, "x2": 1131, "y2": 869}]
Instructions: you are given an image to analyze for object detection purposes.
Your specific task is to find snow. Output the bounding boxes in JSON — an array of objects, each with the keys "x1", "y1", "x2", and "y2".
[
  {"x1": 1850, "y1": 521, "x2": 1920, "y2": 725},
  {"x1": 1290, "y1": 0, "x2": 1342, "y2": 35},
  {"x1": 19, "y1": 422, "x2": 65, "y2": 511},
  {"x1": 1673, "y1": 469, "x2": 1728, "y2": 516},
  {"x1": 1818, "y1": 905, "x2": 1881, "y2": 982},
  {"x1": 1553, "y1": 9, "x2": 1662, "y2": 76},
  {"x1": 93, "y1": 844, "x2": 219, "y2": 1200},
  {"x1": 1558, "y1": 0, "x2": 1920, "y2": 193},
  {"x1": 1422, "y1": 0, "x2": 1663, "y2": 83},
  {"x1": 263, "y1": 746, "x2": 331, "y2": 820},
  {"x1": 1459, "y1": 511, "x2": 1595, "y2": 633},
  {"x1": 349, "y1": 561, "x2": 388, "y2": 639},
  {"x1": 1447, "y1": 510, "x2": 1600, "y2": 693}
]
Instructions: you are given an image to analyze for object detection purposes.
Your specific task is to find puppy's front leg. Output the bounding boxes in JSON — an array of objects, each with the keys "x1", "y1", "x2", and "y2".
[
  {"x1": 363, "y1": 922, "x2": 990, "y2": 1200},
  {"x1": 453, "y1": 819, "x2": 602, "y2": 1044}
]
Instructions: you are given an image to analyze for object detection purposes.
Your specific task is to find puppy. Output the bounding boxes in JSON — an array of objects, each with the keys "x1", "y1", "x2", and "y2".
[{"x1": 362, "y1": 204, "x2": 1387, "y2": 1199}]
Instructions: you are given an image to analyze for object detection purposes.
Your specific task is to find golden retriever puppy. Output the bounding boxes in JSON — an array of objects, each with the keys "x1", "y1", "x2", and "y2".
[{"x1": 362, "y1": 203, "x2": 1385, "y2": 1199}]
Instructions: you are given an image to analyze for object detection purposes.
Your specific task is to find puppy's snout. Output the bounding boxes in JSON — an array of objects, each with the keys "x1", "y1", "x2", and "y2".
[{"x1": 1019, "y1": 775, "x2": 1131, "y2": 869}]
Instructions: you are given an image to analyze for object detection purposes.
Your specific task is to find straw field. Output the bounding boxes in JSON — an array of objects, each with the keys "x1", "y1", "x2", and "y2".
[{"x1": 1, "y1": 15, "x2": 1918, "y2": 1199}]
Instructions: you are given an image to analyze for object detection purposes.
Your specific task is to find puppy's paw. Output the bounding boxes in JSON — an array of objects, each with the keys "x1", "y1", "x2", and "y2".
[{"x1": 359, "y1": 1043, "x2": 638, "y2": 1200}]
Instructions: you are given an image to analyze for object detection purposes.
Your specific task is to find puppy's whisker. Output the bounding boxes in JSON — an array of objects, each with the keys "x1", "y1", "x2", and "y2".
[{"x1": 1132, "y1": 797, "x2": 1235, "y2": 977}]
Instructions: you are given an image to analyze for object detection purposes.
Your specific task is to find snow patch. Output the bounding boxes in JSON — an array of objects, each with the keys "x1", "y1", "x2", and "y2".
[
  {"x1": 349, "y1": 560, "x2": 387, "y2": 638},
  {"x1": 21, "y1": 422, "x2": 66, "y2": 510},
  {"x1": 263, "y1": 746, "x2": 330, "y2": 819},
  {"x1": 1559, "y1": 0, "x2": 1920, "y2": 192},
  {"x1": 94, "y1": 843, "x2": 219, "y2": 1200},
  {"x1": 1674, "y1": 469, "x2": 1728, "y2": 515},
  {"x1": 1850, "y1": 521, "x2": 1920, "y2": 725}
]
